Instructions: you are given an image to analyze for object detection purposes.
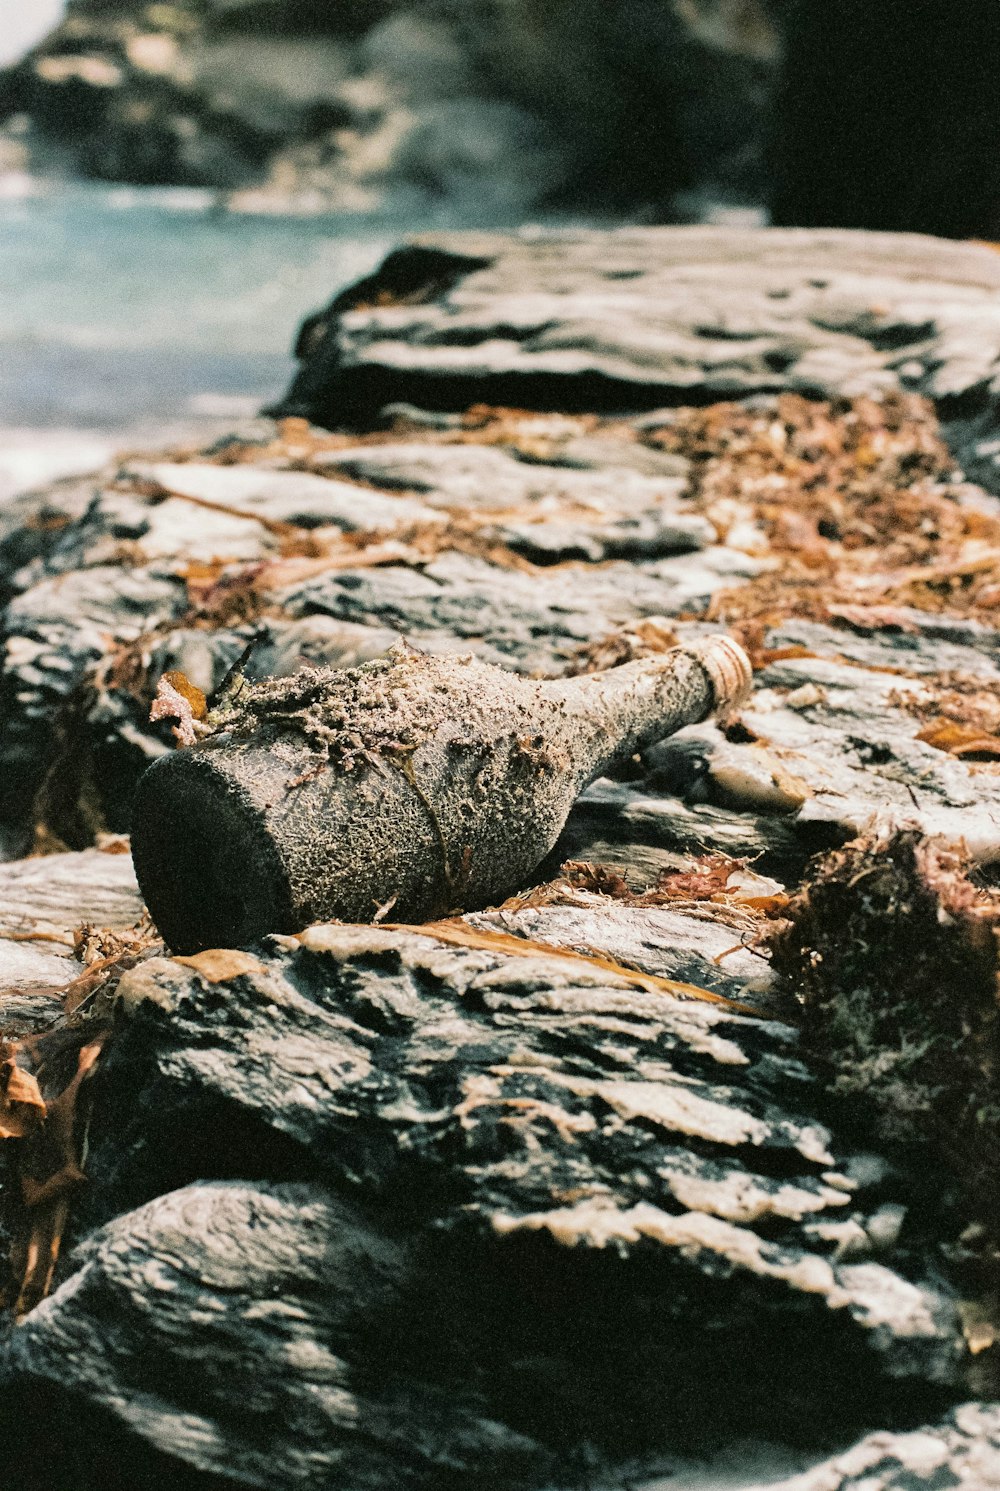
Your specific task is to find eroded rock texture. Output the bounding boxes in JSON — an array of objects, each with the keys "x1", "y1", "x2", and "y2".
[{"x1": 0, "y1": 924, "x2": 967, "y2": 1489}]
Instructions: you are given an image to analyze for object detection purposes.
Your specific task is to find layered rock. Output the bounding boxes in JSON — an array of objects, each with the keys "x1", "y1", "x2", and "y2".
[
  {"x1": 3, "y1": 226, "x2": 1000, "y2": 1485},
  {"x1": 275, "y1": 226, "x2": 1000, "y2": 491},
  {"x1": 0, "y1": 923, "x2": 968, "y2": 1488}
]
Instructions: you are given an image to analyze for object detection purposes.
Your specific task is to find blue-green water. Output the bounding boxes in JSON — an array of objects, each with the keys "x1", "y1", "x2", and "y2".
[
  {"x1": 0, "y1": 180, "x2": 588, "y2": 494},
  {"x1": 0, "y1": 182, "x2": 402, "y2": 430}
]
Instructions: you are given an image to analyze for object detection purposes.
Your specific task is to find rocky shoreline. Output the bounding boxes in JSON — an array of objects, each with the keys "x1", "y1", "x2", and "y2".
[{"x1": 4, "y1": 225, "x2": 1000, "y2": 1487}]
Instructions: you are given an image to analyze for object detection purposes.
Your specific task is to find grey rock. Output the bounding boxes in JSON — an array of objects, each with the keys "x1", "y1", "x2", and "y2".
[
  {"x1": 696, "y1": 652, "x2": 1000, "y2": 860},
  {"x1": 276, "y1": 547, "x2": 758, "y2": 669},
  {"x1": 556, "y1": 783, "x2": 805, "y2": 879},
  {"x1": 0, "y1": 922, "x2": 966, "y2": 1487},
  {"x1": 276, "y1": 227, "x2": 1000, "y2": 491},
  {"x1": 311, "y1": 440, "x2": 711, "y2": 560},
  {"x1": 766, "y1": 616, "x2": 1000, "y2": 682},
  {"x1": 0, "y1": 563, "x2": 185, "y2": 840},
  {"x1": 127, "y1": 461, "x2": 444, "y2": 534},
  {"x1": 0, "y1": 847, "x2": 140, "y2": 942}
]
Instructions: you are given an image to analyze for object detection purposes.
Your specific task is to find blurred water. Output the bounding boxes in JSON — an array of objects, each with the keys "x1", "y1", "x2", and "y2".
[
  {"x1": 0, "y1": 180, "x2": 413, "y2": 494},
  {"x1": 0, "y1": 181, "x2": 398, "y2": 418}
]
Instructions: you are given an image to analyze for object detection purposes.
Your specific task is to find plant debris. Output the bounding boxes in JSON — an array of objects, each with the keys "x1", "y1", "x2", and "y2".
[
  {"x1": 1, "y1": 909, "x2": 160, "y2": 1312},
  {"x1": 511, "y1": 855, "x2": 787, "y2": 920},
  {"x1": 0, "y1": 1042, "x2": 45, "y2": 1141},
  {"x1": 769, "y1": 828, "x2": 1000, "y2": 1218},
  {"x1": 149, "y1": 669, "x2": 209, "y2": 747},
  {"x1": 5, "y1": 1028, "x2": 109, "y2": 1315},
  {"x1": 638, "y1": 393, "x2": 1000, "y2": 649},
  {"x1": 564, "y1": 616, "x2": 681, "y2": 675}
]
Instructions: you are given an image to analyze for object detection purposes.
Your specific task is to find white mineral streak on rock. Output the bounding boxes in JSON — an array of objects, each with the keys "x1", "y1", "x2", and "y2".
[
  {"x1": 834, "y1": 1263, "x2": 951, "y2": 1337},
  {"x1": 583, "y1": 1077, "x2": 771, "y2": 1148},
  {"x1": 492, "y1": 1201, "x2": 946, "y2": 1340},
  {"x1": 743, "y1": 1406, "x2": 1000, "y2": 1490},
  {"x1": 801, "y1": 1220, "x2": 871, "y2": 1259},
  {"x1": 660, "y1": 1167, "x2": 850, "y2": 1225},
  {"x1": 496, "y1": 1066, "x2": 835, "y2": 1166},
  {"x1": 121, "y1": 497, "x2": 272, "y2": 563}
]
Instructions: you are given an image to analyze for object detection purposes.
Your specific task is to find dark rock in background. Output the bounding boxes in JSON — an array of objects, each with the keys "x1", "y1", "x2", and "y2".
[
  {"x1": 772, "y1": 0, "x2": 1000, "y2": 239},
  {"x1": 4, "y1": 2, "x2": 1000, "y2": 235},
  {"x1": 0, "y1": 0, "x2": 778, "y2": 218}
]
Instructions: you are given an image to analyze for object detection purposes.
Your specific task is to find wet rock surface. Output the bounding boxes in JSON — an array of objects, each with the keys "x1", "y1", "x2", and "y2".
[{"x1": 4, "y1": 227, "x2": 1000, "y2": 1485}]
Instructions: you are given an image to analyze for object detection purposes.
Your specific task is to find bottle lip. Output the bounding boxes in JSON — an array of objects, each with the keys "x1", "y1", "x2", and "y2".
[{"x1": 682, "y1": 636, "x2": 753, "y2": 714}]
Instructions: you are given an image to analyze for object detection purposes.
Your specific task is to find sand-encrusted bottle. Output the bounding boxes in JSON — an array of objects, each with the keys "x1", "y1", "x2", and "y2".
[{"x1": 131, "y1": 637, "x2": 751, "y2": 952}]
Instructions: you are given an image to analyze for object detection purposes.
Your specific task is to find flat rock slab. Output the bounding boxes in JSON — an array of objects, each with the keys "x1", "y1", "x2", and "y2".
[
  {"x1": 0, "y1": 848, "x2": 141, "y2": 940},
  {"x1": 468, "y1": 894, "x2": 778, "y2": 1010},
  {"x1": 274, "y1": 227, "x2": 1000, "y2": 490},
  {"x1": 0, "y1": 847, "x2": 142, "y2": 1032}
]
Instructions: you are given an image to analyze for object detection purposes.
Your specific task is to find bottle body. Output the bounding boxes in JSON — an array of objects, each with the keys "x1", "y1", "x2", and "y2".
[{"x1": 131, "y1": 640, "x2": 749, "y2": 952}]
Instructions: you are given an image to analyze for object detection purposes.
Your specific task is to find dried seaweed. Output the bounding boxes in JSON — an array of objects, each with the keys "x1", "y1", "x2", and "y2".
[
  {"x1": 638, "y1": 393, "x2": 1000, "y2": 643},
  {"x1": 1, "y1": 909, "x2": 160, "y2": 1312},
  {"x1": 0, "y1": 1043, "x2": 45, "y2": 1141},
  {"x1": 7, "y1": 1029, "x2": 109, "y2": 1315},
  {"x1": 769, "y1": 829, "x2": 1000, "y2": 1217},
  {"x1": 375, "y1": 916, "x2": 752, "y2": 1010}
]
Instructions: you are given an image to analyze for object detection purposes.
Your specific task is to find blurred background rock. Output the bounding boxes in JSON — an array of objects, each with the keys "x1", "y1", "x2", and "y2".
[
  {"x1": 0, "y1": 0, "x2": 782, "y2": 222},
  {"x1": 2, "y1": 1, "x2": 998, "y2": 233}
]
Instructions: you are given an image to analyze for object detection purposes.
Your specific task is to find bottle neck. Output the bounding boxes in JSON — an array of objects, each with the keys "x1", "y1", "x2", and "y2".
[{"x1": 540, "y1": 648, "x2": 717, "y2": 784}]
